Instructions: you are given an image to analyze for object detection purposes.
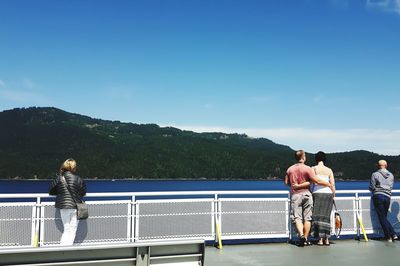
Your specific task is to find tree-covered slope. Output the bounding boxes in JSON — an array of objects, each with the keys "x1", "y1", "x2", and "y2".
[{"x1": 0, "y1": 107, "x2": 398, "y2": 180}]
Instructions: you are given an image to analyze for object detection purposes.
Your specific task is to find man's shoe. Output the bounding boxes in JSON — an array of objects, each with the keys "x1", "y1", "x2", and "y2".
[{"x1": 298, "y1": 236, "x2": 306, "y2": 247}]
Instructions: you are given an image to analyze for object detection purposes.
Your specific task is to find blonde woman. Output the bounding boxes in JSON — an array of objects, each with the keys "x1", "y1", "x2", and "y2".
[
  {"x1": 311, "y1": 151, "x2": 335, "y2": 246},
  {"x1": 49, "y1": 158, "x2": 87, "y2": 245}
]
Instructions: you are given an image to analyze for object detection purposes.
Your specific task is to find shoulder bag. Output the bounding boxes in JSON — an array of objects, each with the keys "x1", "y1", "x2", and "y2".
[{"x1": 60, "y1": 175, "x2": 89, "y2": 220}]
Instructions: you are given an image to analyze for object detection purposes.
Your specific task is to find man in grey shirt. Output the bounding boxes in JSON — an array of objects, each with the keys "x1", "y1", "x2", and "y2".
[{"x1": 369, "y1": 160, "x2": 398, "y2": 242}]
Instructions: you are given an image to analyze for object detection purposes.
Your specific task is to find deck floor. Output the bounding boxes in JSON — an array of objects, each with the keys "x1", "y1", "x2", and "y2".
[{"x1": 205, "y1": 239, "x2": 400, "y2": 266}]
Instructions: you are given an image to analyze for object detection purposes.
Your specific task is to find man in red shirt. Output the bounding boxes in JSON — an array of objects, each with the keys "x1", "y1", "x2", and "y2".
[{"x1": 284, "y1": 150, "x2": 332, "y2": 246}]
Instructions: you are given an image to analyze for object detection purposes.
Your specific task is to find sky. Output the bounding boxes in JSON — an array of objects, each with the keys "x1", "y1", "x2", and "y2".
[{"x1": 1, "y1": 0, "x2": 400, "y2": 155}]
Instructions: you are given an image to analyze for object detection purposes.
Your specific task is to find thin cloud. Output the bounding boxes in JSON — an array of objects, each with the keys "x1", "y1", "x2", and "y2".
[
  {"x1": 0, "y1": 78, "x2": 51, "y2": 105},
  {"x1": 366, "y1": 0, "x2": 400, "y2": 15},
  {"x1": 249, "y1": 96, "x2": 272, "y2": 103},
  {"x1": 171, "y1": 125, "x2": 400, "y2": 155},
  {"x1": 331, "y1": 0, "x2": 400, "y2": 15},
  {"x1": 0, "y1": 89, "x2": 51, "y2": 104},
  {"x1": 103, "y1": 87, "x2": 134, "y2": 101},
  {"x1": 21, "y1": 78, "x2": 36, "y2": 89},
  {"x1": 204, "y1": 103, "x2": 214, "y2": 110},
  {"x1": 331, "y1": 0, "x2": 350, "y2": 9},
  {"x1": 312, "y1": 95, "x2": 323, "y2": 103}
]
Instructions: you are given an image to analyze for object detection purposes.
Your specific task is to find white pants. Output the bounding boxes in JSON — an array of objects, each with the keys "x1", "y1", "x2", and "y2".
[{"x1": 60, "y1": 209, "x2": 79, "y2": 246}]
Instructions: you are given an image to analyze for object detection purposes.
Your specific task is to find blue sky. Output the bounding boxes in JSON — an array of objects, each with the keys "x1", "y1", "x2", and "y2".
[{"x1": 1, "y1": 0, "x2": 400, "y2": 155}]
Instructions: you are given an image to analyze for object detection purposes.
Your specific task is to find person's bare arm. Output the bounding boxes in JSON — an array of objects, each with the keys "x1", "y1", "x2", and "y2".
[
  {"x1": 329, "y1": 169, "x2": 336, "y2": 197},
  {"x1": 284, "y1": 174, "x2": 290, "y2": 186},
  {"x1": 292, "y1": 181, "x2": 310, "y2": 190}
]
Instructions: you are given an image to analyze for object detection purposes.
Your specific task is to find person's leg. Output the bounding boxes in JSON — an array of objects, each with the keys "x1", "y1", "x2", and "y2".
[
  {"x1": 60, "y1": 209, "x2": 79, "y2": 245},
  {"x1": 303, "y1": 221, "x2": 311, "y2": 239},
  {"x1": 302, "y1": 193, "x2": 313, "y2": 242},
  {"x1": 373, "y1": 195, "x2": 393, "y2": 240},
  {"x1": 296, "y1": 221, "x2": 307, "y2": 247},
  {"x1": 291, "y1": 194, "x2": 306, "y2": 246},
  {"x1": 382, "y1": 196, "x2": 397, "y2": 239},
  {"x1": 60, "y1": 209, "x2": 70, "y2": 245},
  {"x1": 295, "y1": 221, "x2": 304, "y2": 238}
]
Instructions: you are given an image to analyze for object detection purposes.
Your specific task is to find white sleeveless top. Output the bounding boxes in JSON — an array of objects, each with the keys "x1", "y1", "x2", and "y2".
[{"x1": 312, "y1": 175, "x2": 332, "y2": 193}]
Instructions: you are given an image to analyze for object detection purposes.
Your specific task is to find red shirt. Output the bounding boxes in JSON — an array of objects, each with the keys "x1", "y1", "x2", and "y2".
[{"x1": 286, "y1": 163, "x2": 315, "y2": 195}]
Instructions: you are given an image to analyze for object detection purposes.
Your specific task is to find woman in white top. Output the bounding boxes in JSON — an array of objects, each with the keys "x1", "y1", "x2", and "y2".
[{"x1": 312, "y1": 151, "x2": 335, "y2": 246}]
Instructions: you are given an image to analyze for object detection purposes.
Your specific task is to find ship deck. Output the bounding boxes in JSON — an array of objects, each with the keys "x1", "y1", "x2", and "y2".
[{"x1": 205, "y1": 239, "x2": 400, "y2": 266}]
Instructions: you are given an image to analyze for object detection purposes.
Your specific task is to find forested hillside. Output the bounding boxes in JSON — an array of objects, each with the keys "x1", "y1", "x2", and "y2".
[{"x1": 0, "y1": 107, "x2": 398, "y2": 180}]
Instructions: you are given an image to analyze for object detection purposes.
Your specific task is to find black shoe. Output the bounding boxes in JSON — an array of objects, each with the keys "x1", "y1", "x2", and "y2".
[{"x1": 299, "y1": 236, "x2": 306, "y2": 247}]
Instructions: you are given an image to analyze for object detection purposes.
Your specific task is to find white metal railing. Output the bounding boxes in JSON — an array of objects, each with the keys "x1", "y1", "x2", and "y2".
[{"x1": 0, "y1": 189, "x2": 399, "y2": 248}]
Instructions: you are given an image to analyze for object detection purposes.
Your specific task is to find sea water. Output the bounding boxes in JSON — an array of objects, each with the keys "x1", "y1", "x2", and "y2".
[{"x1": 1, "y1": 179, "x2": 396, "y2": 194}]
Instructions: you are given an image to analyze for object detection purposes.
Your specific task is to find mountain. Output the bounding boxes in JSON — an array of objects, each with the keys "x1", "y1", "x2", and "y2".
[{"x1": 0, "y1": 107, "x2": 398, "y2": 180}]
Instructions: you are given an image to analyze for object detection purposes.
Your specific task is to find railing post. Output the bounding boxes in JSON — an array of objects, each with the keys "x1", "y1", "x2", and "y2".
[
  {"x1": 129, "y1": 196, "x2": 135, "y2": 243},
  {"x1": 214, "y1": 194, "x2": 223, "y2": 248},
  {"x1": 287, "y1": 194, "x2": 292, "y2": 241},
  {"x1": 134, "y1": 199, "x2": 140, "y2": 242},
  {"x1": 355, "y1": 193, "x2": 360, "y2": 239},
  {"x1": 213, "y1": 194, "x2": 218, "y2": 246},
  {"x1": 33, "y1": 197, "x2": 41, "y2": 247}
]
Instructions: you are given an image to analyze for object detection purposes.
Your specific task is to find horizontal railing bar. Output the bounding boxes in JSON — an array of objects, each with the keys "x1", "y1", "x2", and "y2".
[
  {"x1": 335, "y1": 190, "x2": 371, "y2": 194},
  {"x1": 0, "y1": 240, "x2": 205, "y2": 254},
  {"x1": 0, "y1": 190, "x2": 290, "y2": 199},
  {"x1": 150, "y1": 253, "x2": 203, "y2": 260},
  {"x1": 5, "y1": 257, "x2": 137, "y2": 266},
  {"x1": 0, "y1": 194, "x2": 51, "y2": 198},
  {"x1": 1, "y1": 189, "x2": 399, "y2": 199}
]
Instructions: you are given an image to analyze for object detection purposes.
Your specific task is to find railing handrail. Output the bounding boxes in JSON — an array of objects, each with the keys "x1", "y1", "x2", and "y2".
[
  {"x1": 0, "y1": 190, "x2": 290, "y2": 198},
  {"x1": 0, "y1": 189, "x2": 400, "y2": 199},
  {"x1": 0, "y1": 189, "x2": 400, "y2": 198}
]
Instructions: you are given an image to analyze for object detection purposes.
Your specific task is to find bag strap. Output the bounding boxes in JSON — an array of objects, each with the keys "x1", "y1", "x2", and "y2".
[
  {"x1": 333, "y1": 200, "x2": 338, "y2": 211},
  {"x1": 60, "y1": 175, "x2": 78, "y2": 205}
]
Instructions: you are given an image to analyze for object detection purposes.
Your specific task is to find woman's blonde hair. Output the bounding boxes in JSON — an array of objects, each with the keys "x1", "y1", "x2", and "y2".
[{"x1": 60, "y1": 158, "x2": 77, "y2": 175}]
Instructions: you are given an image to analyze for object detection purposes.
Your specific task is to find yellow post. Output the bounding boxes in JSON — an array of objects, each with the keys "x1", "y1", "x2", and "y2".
[
  {"x1": 357, "y1": 213, "x2": 369, "y2": 242},
  {"x1": 215, "y1": 219, "x2": 223, "y2": 249},
  {"x1": 33, "y1": 233, "x2": 39, "y2": 247},
  {"x1": 34, "y1": 197, "x2": 41, "y2": 247}
]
